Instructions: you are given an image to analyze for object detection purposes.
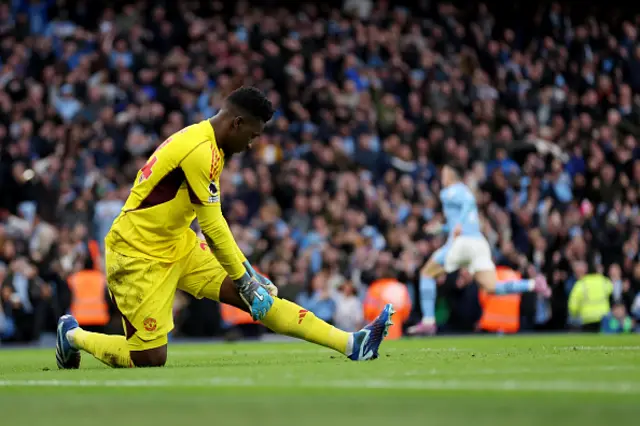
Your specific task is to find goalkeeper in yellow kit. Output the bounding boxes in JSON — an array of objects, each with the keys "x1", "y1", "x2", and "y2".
[{"x1": 56, "y1": 87, "x2": 394, "y2": 368}]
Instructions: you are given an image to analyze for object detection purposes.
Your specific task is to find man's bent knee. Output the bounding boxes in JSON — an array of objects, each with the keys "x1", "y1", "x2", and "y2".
[
  {"x1": 420, "y1": 263, "x2": 432, "y2": 276},
  {"x1": 130, "y1": 345, "x2": 168, "y2": 367},
  {"x1": 128, "y1": 333, "x2": 168, "y2": 367},
  {"x1": 421, "y1": 261, "x2": 444, "y2": 278},
  {"x1": 474, "y1": 270, "x2": 497, "y2": 292}
]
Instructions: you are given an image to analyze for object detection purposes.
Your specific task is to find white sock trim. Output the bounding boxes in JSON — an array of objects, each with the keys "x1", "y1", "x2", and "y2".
[
  {"x1": 346, "y1": 334, "x2": 354, "y2": 356},
  {"x1": 66, "y1": 328, "x2": 79, "y2": 349}
]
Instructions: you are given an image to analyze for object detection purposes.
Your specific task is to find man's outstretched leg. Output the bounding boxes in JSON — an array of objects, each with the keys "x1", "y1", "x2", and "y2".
[
  {"x1": 216, "y1": 277, "x2": 394, "y2": 360},
  {"x1": 56, "y1": 315, "x2": 134, "y2": 368},
  {"x1": 57, "y1": 314, "x2": 170, "y2": 369}
]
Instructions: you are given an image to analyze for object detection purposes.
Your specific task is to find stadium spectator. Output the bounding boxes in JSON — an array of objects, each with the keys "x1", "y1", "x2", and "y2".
[
  {"x1": 0, "y1": 0, "x2": 639, "y2": 341},
  {"x1": 631, "y1": 293, "x2": 640, "y2": 330},
  {"x1": 600, "y1": 303, "x2": 635, "y2": 334},
  {"x1": 296, "y1": 270, "x2": 337, "y2": 324},
  {"x1": 0, "y1": 256, "x2": 55, "y2": 342},
  {"x1": 0, "y1": 263, "x2": 15, "y2": 339},
  {"x1": 568, "y1": 267, "x2": 613, "y2": 332},
  {"x1": 333, "y1": 280, "x2": 364, "y2": 332}
]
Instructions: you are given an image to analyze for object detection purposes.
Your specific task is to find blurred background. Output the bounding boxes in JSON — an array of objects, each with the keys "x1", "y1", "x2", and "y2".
[{"x1": 1, "y1": 0, "x2": 640, "y2": 345}]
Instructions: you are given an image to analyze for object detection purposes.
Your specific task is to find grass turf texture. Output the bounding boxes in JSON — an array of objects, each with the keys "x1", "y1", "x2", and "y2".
[{"x1": 0, "y1": 335, "x2": 638, "y2": 426}]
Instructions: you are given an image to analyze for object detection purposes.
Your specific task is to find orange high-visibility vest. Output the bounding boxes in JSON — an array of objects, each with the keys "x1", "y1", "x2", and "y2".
[
  {"x1": 478, "y1": 267, "x2": 521, "y2": 333},
  {"x1": 87, "y1": 240, "x2": 101, "y2": 271},
  {"x1": 220, "y1": 303, "x2": 257, "y2": 326},
  {"x1": 364, "y1": 278, "x2": 412, "y2": 339},
  {"x1": 68, "y1": 270, "x2": 110, "y2": 326}
]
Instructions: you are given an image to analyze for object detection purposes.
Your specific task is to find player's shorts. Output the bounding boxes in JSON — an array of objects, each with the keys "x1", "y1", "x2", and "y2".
[
  {"x1": 432, "y1": 235, "x2": 495, "y2": 275},
  {"x1": 105, "y1": 240, "x2": 227, "y2": 351}
]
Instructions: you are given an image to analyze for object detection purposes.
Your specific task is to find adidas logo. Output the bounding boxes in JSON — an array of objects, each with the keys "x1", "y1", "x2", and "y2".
[{"x1": 298, "y1": 309, "x2": 308, "y2": 324}]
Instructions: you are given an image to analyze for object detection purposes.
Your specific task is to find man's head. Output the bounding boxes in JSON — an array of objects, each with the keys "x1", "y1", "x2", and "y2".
[
  {"x1": 441, "y1": 162, "x2": 465, "y2": 187},
  {"x1": 612, "y1": 303, "x2": 627, "y2": 320},
  {"x1": 572, "y1": 260, "x2": 588, "y2": 279},
  {"x1": 213, "y1": 86, "x2": 274, "y2": 155}
]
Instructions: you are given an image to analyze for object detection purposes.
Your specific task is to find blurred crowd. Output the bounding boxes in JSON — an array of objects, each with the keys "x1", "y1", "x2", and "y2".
[{"x1": 1, "y1": 0, "x2": 640, "y2": 342}]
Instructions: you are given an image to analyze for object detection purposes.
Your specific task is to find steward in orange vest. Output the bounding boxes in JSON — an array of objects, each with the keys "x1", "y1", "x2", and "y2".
[
  {"x1": 68, "y1": 269, "x2": 109, "y2": 327},
  {"x1": 478, "y1": 267, "x2": 521, "y2": 333},
  {"x1": 364, "y1": 278, "x2": 411, "y2": 339}
]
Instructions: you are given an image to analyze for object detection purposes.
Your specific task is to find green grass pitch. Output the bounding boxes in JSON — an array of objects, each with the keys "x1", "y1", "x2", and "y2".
[{"x1": 0, "y1": 335, "x2": 638, "y2": 426}]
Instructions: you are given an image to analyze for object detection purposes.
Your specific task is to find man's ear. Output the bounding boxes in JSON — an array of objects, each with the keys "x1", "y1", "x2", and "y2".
[{"x1": 232, "y1": 116, "x2": 244, "y2": 129}]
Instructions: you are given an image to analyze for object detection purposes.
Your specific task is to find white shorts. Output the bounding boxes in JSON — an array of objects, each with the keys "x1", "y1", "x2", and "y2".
[{"x1": 432, "y1": 235, "x2": 495, "y2": 275}]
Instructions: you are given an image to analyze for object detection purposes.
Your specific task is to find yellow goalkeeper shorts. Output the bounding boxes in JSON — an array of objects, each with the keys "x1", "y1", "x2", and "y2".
[{"x1": 105, "y1": 240, "x2": 228, "y2": 350}]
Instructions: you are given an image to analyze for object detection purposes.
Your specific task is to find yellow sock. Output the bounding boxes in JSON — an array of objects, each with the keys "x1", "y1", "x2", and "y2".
[
  {"x1": 261, "y1": 298, "x2": 351, "y2": 355},
  {"x1": 71, "y1": 329, "x2": 133, "y2": 368}
]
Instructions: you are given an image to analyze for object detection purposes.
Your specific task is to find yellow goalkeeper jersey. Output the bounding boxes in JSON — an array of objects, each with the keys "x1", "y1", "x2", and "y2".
[{"x1": 106, "y1": 120, "x2": 246, "y2": 280}]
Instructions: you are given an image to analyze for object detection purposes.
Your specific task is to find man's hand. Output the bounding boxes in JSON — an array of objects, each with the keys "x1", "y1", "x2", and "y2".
[
  {"x1": 256, "y1": 274, "x2": 278, "y2": 297},
  {"x1": 452, "y1": 224, "x2": 462, "y2": 238},
  {"x1": 234, "y1": 273, "x2": 274, "y2": 321},
  {"x1": 243, "y1": 260, "x2": 278, "y2": 297}
]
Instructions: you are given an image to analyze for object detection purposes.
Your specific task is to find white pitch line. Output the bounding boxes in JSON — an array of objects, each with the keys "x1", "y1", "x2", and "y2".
[
  {"x1": 172, "y1": 345, "x2": 640, "y2": 358},
  {"x1": 0, "y1": 377, "x2": 639, "y2": 394},
  {"x1": 552, "y1": 346, "x2": 640, "y2": 351},
  {"x1": 401, "y1": 365, "x2": 640, "y2": 377},
  {"x1": 172, "y1": 347, "x2": 469, "y2": 357}
]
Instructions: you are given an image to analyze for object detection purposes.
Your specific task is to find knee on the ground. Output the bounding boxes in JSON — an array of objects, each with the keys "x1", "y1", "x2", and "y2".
[{"x1": 130, "y1": 346, "x2": 167, "y2": 367}]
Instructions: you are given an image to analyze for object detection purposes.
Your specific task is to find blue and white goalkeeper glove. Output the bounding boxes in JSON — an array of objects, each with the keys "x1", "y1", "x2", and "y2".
[
  {"x1": 234, "y1": 272, "x2": 273, "y2": 321},
  {"x1": 243, "y1": 260, "x2": 278, "y2": 297}
]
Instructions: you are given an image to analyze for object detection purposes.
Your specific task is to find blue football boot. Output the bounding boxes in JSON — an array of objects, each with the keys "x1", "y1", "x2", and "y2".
[
  {"x1": 56, "y1": 315, "x2": 81, "y2": 369},
  {"x1": 348, "y1": 304, "x2": 395, "y2": 361}
]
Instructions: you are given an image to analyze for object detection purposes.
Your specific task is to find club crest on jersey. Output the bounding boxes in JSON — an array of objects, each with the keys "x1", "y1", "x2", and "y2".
[
  {"x1": 208, "y1": 180, "x2": 220, "y2": 203},
  {"x1": 143, "y1": 317, "x2": 157, "y2": 332}
]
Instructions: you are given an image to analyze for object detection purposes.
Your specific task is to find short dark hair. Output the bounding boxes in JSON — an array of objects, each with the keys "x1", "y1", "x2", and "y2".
[
  {"x1": 445, "y1": 161, "x2": 466, "y2": 178},
  {"x1": 226, "y1": 86, "x2": 274, "y2": 123}
]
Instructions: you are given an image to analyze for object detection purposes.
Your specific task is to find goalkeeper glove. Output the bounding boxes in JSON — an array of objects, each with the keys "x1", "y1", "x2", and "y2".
[
  {"x1": 234, "y1": 272, "x2": 273, "y2": 321},
  {"x1": 243, "y1": 260, "x2": 278, "y2": 297}
]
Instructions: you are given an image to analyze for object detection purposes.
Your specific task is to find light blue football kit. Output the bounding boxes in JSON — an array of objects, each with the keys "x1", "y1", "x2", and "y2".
[{"x1": 419, "y1": 182, "x2": 534, "y2": 321}]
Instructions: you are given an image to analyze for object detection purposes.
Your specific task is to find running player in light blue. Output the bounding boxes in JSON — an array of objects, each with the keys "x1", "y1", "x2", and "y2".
[{"x1": 408, "y1": 163, "x2": 551, "y2": 336}]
